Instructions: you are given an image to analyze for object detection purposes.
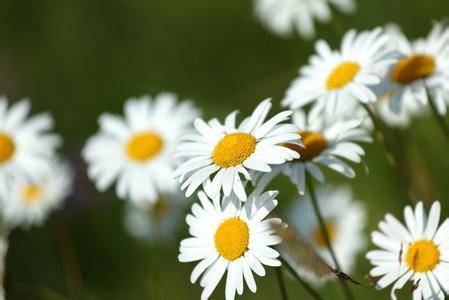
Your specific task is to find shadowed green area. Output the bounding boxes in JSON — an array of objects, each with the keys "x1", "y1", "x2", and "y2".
[{"x1": 0, "y1": 0, "x2": 449, "y2": 299}]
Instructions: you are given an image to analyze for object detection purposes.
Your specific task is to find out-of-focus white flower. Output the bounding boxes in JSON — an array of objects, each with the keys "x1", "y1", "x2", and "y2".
[
  {"x1": 83, "y1": 93, "x2": 199, "y2": 206},
  {"x1": 1, "y1": 159, "x2": 72, "y2": 228},
  {"x1": 179, "y1": 188, "x2": 283, "y2": 300},
  {"x1": 174, "y1": 99, "x2": 299, "y2": 202},
  {"x1": 124, "y1": 193, "x2": 186, "y2": 243},
  {"x1": 367, "y1": 201, "x2": 449, "y2": 300},
  {"x1": 282, "y1": 28, "x2": 396, "y2": 114},
  {"x1": 287, "y1": 184, "x2": 366, "y2": 283},
  {"x1": 254, "y1": 0, "x2": 356, "y2": 39},
  {"x1": 375, "y1": 23, "x2": 449, "y2": 127},
  {"x1": 0, "y1": 97, "x2": 61, "y2": 198}
]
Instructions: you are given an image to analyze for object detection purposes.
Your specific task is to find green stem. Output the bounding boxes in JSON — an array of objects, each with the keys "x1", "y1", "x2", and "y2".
[
  {"x1": 361, "y1": 103, "x2": 418, "y2": 203},
  {"x1": 0, "y1": 224, "x2": 7, "y2": 300},
  {"x1": 306, "y1": 174, "x2": 355, "y2": 300},
  {"x1": 275, "y1": 267, "x2": 289, "y2": 300},
  {"x1": 427, "y1": 93, "x2": 449, "y2": 140},
  {"x1": 361, "y1": 103, "x2": 398, "y2": 166},
  {"x1": 280, "y1": 257, "x2": 322, "y2": 300}
]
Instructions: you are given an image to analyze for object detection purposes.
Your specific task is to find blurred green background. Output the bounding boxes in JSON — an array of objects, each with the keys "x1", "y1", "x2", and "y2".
[{"x1": 0, "y1": 0, "x2": 449, "y2": 299}]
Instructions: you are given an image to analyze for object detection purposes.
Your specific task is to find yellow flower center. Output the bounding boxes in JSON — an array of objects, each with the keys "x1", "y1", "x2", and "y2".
[
  {"x1": 326, "y1": 61, "x2": 361, "y2": 90},
  {"x1": 405, "y1": 240, "x2": 440, "y2": 273},
  {"x1": 126, "y1": 131, "x2": 164, "y2": 162},
  {"x1": 0, "y1": 133, "x2": 15, "y2": 164},
  {"x1": 214, "y1": 217, "x2": 250, "y2": 261},
  {"x1": 313, "y1": 221, "x2": 336, "y2": 247},
  {"x1": 284, "y1": 131, "x2": 327, "y2": 162},
  {"x1": 212, "y1": 133, "x2": 257, "y2": 168},
  {"x1": 391, "y1": 55, "x2": 436, "y2": 85},
  {"x1": 22, "y1": 185, "x2": 42, "y2": 204}
]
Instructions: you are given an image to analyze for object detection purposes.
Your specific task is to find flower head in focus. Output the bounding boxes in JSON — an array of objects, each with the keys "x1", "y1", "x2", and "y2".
[
  {"x1": 282, "y1": 27, "x2": 396, "y2": 114},
  {"x1": 174, "y1": 99, "x2": 300, "y2": 202},
  {"x1": 279, "y1": 109, "x2": 371, "y2": 194},
  {"x1": 178, "y1": 188, "x2": 283, "y2": 300},
  {"x1": 366, "y1": 201, "x2": 449, "y2": 299}
]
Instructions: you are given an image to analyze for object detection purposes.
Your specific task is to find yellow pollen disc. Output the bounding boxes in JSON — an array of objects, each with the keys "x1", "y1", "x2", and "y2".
[
  {"x1": 126, "y1": 131, "x2": 164, "y2": 162},
  {"x1": 326, "y1": 61, "x2": 361, "y2": 90},
  {"x1": 313, "y1": 221, "x2": 336, "y2": 247},
  {"x1": 284, "y1": 131, "x2": 327, "y2": 162},
  {"x1": 212, "y1": 133, "x2": 257, "y2": 168},
  {"x1": 22, "y1": 185, "x2": 41, "y2": 204},
  {"x1": 214, "y1": 217, "x2": 250, "y2": 261},
  {"x1": 405, "y1": 240, "x2": 440, "y2": 273},
  {"x1": 0, "y1": 133, "x2": 15, "y2": 164},
  {"x1": 391, "y1": 55, "x2": 436, "y2": 85}
]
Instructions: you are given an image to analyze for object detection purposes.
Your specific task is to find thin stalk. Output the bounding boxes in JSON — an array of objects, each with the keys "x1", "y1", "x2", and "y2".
[
  {"x1": 275, "y1": 267, "x2": 289, "y2": 300},
  {"x1": 0, "y1": 223, "x2": 7, "y2": 300},
  {"x1": 361, "y1": 103, "x2": 419, "y2": 202},
  {"x1": 306, "y1": 173, "x2": 355, "y2": 300},
  {"x1": 361, "y1": 103, "x2": 398, "y2": 166},
  {"x1": 280, "y1": 257, "x2": 323, "y2": 300},
  {"x1": 427, "y1": 93, "x2": 449, "y2": 140},
  {"x1": 50, "y1": 220, "x2": 83, "y2": 300}
]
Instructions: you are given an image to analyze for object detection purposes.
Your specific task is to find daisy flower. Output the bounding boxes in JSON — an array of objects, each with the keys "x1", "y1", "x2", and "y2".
[
  {"x1": 287, "y1": 184, "x2": 366, "y2": 283},
  {"x1": 173, "y1": 99, "x2": 300, "y2": 202},
  {"x1": 124, "y1": 193, "x2": 186, "y2": 243},
  {"x1": 280, "y1": 109, "x2": 371, "y2": 194},
  {"x1": 0, "y1": 97, "x2": 61, "y2": 197},
  {"x1": 376, "y1": 23, "x2": 449, "y2": 119},
  {"x1": 83, "y1": 93, "x2": 199, "y2": 206},
  {"x1": 254, "y1": 0, "x2": 356, "y2": 40},
  {"x1": 282, "y1": 27, "x2": 396, "y2": 114},
  {"x1": 178, "y1": 189, "x2": 282, "y2": 300},
  {"x1": 0, "y1": 159, "x2": 73, "y2": 228},
  {"x1": 366, "y1": 201, "x2": 449, "y2": 299},
  {"x1": 376, "y1": 92, "x2": 423, "y2": 128}
]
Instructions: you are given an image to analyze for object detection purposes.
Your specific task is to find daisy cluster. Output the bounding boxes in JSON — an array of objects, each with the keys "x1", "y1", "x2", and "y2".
[
  {"x1": 0, "y1": 96, "x2": 73, "y2": 300},
  {"x1": 3, "y1": 7, "x2": 448, "y2": 300},
  {"x1": 57, "y1": 17, "x2": 449, "y2": 299},
  {"x1": 166, "y1": 22, "x2": 449, "y2": 300},
  {"x1": 0, "y1": 96, "x2": 72, "y2": 230}
]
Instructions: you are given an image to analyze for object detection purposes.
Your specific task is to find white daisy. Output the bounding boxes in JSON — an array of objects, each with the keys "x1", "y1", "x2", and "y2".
[
  {"x1": 376, "y1": 93, "x2": 423, "y2": 128},
  {"x1": 0, "y1": 159, "x2": 73, "y2": 228},
  {"x1": 287, "y1": 184, "x2": 366, "y2": 283},
  {"x1": 83, "y1": 93, "x2": 199, "y2": 206},
  {"x1": 173, "y1": 99, "x2": 300, "y2": 202},
  {"x1": 254, "y1": 0, "x2": 356, "y2": 39},
  {"x1": 280, "y1": 109, "x2": 371, "y2": 194},
  {"x1": 124, "y1": 193, "x2": 186, "y2": 243},
  {"x1": 366, "y1": 201, "x2": 449, "y2": 299},
  {"x1": 0, "y1": 97, "x2": 61, "y2": 197},
  {"x1": 282, "y1": 27, "x2": 396, "y2": 114},
  {"x1": 376, "y1": 23, "x2": 449, "y2": 121},
  {"x1": 178, "y1": 189, "x2": 283, "y2": 300}
]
